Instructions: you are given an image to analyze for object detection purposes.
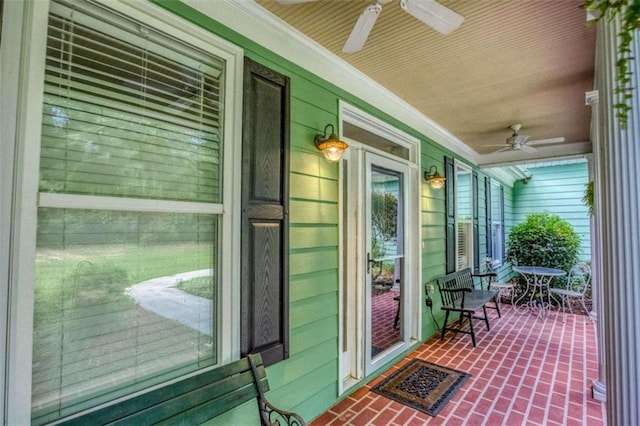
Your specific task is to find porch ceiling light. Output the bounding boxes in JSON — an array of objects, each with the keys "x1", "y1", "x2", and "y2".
[
  {"x1": 424, "y1": 165, "x2": 446, "y2": 189},
  {"x1": 315, "y1": 124, "x2": 348, "y2": 163}
]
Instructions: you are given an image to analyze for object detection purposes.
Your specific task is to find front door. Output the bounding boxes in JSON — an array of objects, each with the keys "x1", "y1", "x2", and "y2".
[{"x1": 340, "y1": 146, "x2": 416, "y2": 389}]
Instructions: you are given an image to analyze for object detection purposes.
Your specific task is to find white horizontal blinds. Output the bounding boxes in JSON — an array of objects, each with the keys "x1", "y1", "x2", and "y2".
[
  {"x1": 457, "y1": 221, "x2": 471, "y2": 270},
  {"x1": 32, "y1": 1, "x2": 225, "y2": 423},
  {"x1": 40, "y1": 2, "x2": 224, "y2": 202}
]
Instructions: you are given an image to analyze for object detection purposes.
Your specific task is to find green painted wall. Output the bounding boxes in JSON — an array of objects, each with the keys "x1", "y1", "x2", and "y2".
[
  {"x1": 512, "y1": 162, "x2": 590, "y2": 262},
  {"x1": 420, "y1": 150, "x2": 449, "y2": 339}
]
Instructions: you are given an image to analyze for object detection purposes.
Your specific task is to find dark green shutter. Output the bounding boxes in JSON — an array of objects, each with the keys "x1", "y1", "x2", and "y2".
[
  {"x1": 444, "y1": 156, "x2": 456, "y2": 273},
  {"x1": 241, "y1": 58, "x2": 290, "y2": 366},
  {"x1": 485, "y1": 177, "x2": 492, "y2": 258},
  {"x1": 472, "y1": 171, "x2": 479, "y2": 273}
]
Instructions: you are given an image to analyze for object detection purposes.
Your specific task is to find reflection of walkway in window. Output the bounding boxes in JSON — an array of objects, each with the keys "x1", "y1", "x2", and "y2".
[
  {"x1": 126, "y1": 269, "x2": 213, "y2": 336},
  {"x1": 371, "y1": 290, "x2": 401, "y2": 354}
]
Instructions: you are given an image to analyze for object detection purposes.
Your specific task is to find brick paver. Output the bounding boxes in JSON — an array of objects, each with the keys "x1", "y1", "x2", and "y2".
[{"x1": 312, "y1": 305, "x2": 606, "y2": 425}]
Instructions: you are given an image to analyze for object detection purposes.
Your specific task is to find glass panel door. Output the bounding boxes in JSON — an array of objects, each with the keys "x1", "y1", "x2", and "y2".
[{"x1": 365, "y1": 153, "x2": 406, "y2": 365}]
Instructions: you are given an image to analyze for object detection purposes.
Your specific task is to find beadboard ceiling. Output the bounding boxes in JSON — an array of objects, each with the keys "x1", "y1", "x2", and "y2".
[{"x1": 254, "y1": 0, "x2": 596, "y2": 166}]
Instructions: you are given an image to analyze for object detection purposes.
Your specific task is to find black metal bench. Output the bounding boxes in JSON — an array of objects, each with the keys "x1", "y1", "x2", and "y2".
[
  {"x1": 59, "y1": 353, "x2": 306, "y2": 425},
  {"x1": 436, "y1": 268, "x2": 501, "y2": 347}
]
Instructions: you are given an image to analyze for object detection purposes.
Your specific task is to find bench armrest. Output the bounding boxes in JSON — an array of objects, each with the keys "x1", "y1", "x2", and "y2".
[
  {"x1": 257, "y1": 396, "x2": 307, "y2": 426},
  {"x1": 248, "y1": 354, "x2": 307, "y2": 426}
]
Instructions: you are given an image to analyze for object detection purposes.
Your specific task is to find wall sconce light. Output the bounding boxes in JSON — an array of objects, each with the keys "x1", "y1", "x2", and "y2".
[
  {"x1": 424, "y1": 165, "x2": 446, "y2": 189},
  {"x1": 314, "y1": 124, "x2": 348, "y2": 163}
]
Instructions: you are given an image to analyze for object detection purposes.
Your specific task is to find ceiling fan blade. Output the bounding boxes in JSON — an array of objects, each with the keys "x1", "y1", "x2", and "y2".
[
  {"x1": 399, "y1": 0, "x2": 464, "y2": 35},
  {"x1": 342, "y1": 4, "x2": 382, "y2": 53},
  {"x1": 520, "y1": 144, "x2": 538, "y2": 154},
  {"x1": 528, "y1": 137, "x2": 566, "y2": 145},
  {"x1": 275, "y1": 0, "x2": 318, "y2": 4},
  {"x1": 491, "y1": 146, "x2": 512, "y2": 154}
]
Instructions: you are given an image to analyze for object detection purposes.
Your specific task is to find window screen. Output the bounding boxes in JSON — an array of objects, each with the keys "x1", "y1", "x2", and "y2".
[{"x1": 33, "y1": 1, "x2": 225, "y2": 423}]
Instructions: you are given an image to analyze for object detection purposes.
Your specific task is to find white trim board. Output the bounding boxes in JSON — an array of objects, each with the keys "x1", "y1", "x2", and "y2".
[
  {"x1": 181, "y1": 0, "x2": 481, "y2": 165},
  {"x1": 340, "y1": 100, "x2": 421, "y2": 165}
]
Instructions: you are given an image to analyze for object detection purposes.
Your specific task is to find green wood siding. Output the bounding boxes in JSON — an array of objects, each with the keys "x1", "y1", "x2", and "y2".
[
  {"x1": 420, "y1": 150, "x2": 448, "y2": 340},
  {"x1": 513, "y1": 162, "x2": 590, "y2": 261}
]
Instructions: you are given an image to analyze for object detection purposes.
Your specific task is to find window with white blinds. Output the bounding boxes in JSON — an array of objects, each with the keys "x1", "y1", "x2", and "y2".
[
  {"x1": 33, "y1": 1, "x2": 228, "y2": 423},
  {"x1": 491, "y1": 182, "x2": 504, "y2": 261},
  {"x1": 455, "y1": 163, "x2": 473, "y2": 271}
]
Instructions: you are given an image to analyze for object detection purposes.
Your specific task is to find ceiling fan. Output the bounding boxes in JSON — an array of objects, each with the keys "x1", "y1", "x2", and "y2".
[
  {"x1": 274, "y1": 0, "x2": 465, "y2": 53},
  {"x1": 490, "y1": 124, "x2": 565, "y2": 154}
]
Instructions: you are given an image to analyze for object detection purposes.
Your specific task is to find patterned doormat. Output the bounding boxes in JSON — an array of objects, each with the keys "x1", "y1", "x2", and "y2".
[{"x1": 371, "y1": 359, "x2": 470, "y2": 416}]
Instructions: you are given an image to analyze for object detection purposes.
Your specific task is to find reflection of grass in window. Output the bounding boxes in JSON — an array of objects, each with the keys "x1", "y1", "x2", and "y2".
[
  {"x1": 34, "y1": 243, "x2": 212, "y2": 327},
  {"x1": 32, "y1": 242, "x2": 215, "y2": 416},
  {"x1": 177, "y1": 277, "x2": 213, "y2": 299}
]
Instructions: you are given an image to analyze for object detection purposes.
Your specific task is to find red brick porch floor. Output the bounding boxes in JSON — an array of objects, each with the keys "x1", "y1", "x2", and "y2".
[{"x1": 313, "y1": 305, "x2": 606, "y2": 425}]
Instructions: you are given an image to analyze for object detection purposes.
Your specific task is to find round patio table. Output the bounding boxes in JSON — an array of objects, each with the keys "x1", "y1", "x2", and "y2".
[{"x1": 513, "y1": 266, "x2": 566, "y2": 319}]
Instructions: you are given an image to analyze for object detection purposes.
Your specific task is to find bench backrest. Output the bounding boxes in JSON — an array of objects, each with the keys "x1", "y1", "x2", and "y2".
[
  {"x1": 436, "y1": 268, "x2": 476, "y2": 306},
  {"x1": 60, "y1": 353, "x2": 270, "y2": 425}
]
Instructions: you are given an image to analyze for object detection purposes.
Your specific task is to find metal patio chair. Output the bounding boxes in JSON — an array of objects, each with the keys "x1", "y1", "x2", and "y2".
[
  {"x1": 482, "y1": 258, "x2": 515, "y2": 309},
  {"x1": 549, "y1": 262, "x2": 593, "y2": 322}
]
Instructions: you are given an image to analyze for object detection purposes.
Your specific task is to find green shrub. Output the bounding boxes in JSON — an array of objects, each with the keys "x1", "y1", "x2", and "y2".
[{"x1": 506, "y1": 213, "x2": 581, "y2": 273}]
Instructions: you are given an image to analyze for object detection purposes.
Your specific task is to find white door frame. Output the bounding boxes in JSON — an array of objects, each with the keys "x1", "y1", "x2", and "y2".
[{"x1": 338, "y1": 102, "x2": 421, "y2": 394}]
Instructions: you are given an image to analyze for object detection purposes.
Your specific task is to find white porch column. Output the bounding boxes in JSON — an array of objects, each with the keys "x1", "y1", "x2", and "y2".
[
  {"x1": 585, "y1": 93, "x2": 606, "y2": 402},
  {"x1": 595, "y1": 14, "x2": 640, "y2": 424}
]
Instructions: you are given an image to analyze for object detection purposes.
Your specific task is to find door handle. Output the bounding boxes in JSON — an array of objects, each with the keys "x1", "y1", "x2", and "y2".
[{"x1": 367, "y1": 252, "x2": 374, "y2": 274}]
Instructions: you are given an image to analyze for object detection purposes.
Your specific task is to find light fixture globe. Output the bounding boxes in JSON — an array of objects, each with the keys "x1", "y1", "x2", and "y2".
[
  {"x1": 314, "y1": 124, "x2": 348, "y2": 163},
  {"x1": 424, "y1": 165, "x2": 446, "y2": 189}
]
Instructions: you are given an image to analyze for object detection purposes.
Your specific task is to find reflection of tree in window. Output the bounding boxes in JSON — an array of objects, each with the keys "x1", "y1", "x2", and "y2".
[{"x1": 371, "y1": 190, "x2": 398, "y2": 281}]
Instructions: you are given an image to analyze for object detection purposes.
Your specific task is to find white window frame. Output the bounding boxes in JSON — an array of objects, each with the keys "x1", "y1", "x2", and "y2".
[{"x1": 1, "y1": 1, "x2": 243, "y2": 422}]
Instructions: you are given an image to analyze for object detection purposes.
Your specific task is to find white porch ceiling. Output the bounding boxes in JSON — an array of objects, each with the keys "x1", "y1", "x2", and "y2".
[{"x1": 254, "y1": 0, "x2": 596, "y2": 166}]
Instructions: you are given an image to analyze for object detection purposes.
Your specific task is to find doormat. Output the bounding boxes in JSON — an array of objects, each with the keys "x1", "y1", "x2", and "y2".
[{"x1": 371, "y1": 359, "x2": 470, "y2": 416}]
